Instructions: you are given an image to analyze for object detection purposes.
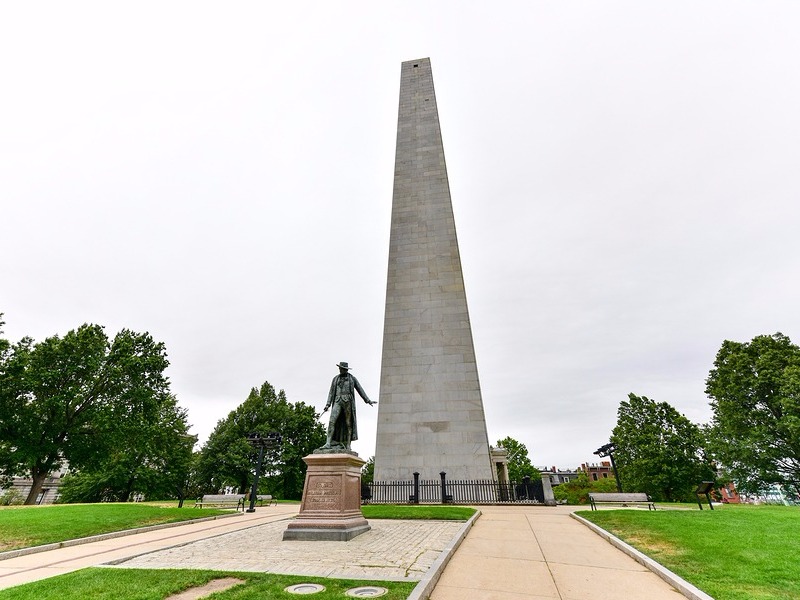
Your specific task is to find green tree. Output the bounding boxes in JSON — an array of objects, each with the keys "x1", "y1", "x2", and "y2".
[
  {"x1": 361, "y1": 456, "x2": 375, "y2": 484},
  {"x1": 165, "y1": 446, "x2": 207, "y2": 508},
  {"x1": 706, "y1": 333, "x2": 800, "y2": 496},
  {"x1": 57, "y1": 407, "x2": 196, "y2": 503},
  {"x1": 496, "y1": 436, "x2": 536, "y2": 482},
  {"x1": 610, "y1": 393, "x2": 714, "y2": 502},
  {"x1": 0, "y1": 314, "x2": 7, "y2": 356},
  {"x1": 197, "y1": 382, "x2": 325, "y2": 500},
  {"x1": 0, "y1": 314, "x2": 10, "y2": 491},
  {"x1": 0, "y1": 323, "x2": 181, "y2": 504}
]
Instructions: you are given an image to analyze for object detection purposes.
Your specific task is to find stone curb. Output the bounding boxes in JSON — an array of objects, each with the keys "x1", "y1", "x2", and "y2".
[
  {"x1": 407, "y1": 510, "x2": 480, "y2": 600},
  {"x1": 0, "y1": 511, "x2": 244, "y2": 562},
  {"x1": 570, "y1": 513, "x2": 715, "y2": 600}
]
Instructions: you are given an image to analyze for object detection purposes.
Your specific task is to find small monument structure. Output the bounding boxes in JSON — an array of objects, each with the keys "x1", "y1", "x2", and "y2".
[{"x1": 283, "y1": 362, "x2": 375, "y2": 541}]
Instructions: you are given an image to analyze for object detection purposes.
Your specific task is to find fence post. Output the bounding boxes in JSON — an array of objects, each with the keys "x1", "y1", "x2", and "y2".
[
  {"x1": 521, "y1": 475, "x2": 531, "y2": 500},
  {"x1": 412, "y1": 472, "x2": 420, "y2": 504},
  {"x1": 440, "y1": 471, "x2": 447, "y2": 504}
]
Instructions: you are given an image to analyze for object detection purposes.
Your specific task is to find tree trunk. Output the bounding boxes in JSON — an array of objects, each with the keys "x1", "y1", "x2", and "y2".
[
  {"x1": 123, "y1": 476, "x2": 135, "y2": 502},
  {"x1": 24, "y1": 469, "x2": 48, "y2": 505}
]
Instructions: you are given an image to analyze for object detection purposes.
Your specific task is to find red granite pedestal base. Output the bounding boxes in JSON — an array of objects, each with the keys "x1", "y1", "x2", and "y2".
[{"x1": 282, "y1": 452, "x2": 370, "y2": 541}]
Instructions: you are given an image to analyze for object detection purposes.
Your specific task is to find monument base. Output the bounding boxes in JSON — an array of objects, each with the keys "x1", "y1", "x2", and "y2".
[
  {"x1": 281, "y1": 519, "x2": 371, "y2": 542},
  {"x1": 283, "y1": 452, "x2": 370, "y2": 542}
]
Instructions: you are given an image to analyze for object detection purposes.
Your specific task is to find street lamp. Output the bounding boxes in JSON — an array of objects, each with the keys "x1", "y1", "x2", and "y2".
[
  {"x1": 246, "y1": 431, "x2": 282, "y2": 513},
  {"x1": 593, "y1": 442, "x2": 622, "y2": 493}
]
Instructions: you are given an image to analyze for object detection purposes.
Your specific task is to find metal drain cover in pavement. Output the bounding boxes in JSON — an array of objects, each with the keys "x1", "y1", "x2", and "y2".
[
  {"x1": 284, "y1": 583, "x2": 326, "y2": 594},
  {"x1": 345, "y1": 586, "x2": 389, "y2": 597}
]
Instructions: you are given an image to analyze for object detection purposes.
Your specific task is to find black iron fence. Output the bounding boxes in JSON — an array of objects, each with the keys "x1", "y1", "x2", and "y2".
[{"x1": 365, "y1": 474, "x2": 544, "y2": 505}]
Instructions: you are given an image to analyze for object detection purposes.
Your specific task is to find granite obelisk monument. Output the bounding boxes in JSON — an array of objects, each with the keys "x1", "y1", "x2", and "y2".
[{"x1": 374, "y1": 58, "x2": 493, "y2": 482}]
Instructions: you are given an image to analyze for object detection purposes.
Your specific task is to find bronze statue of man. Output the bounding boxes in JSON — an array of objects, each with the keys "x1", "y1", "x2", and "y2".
[{"x1": 321, "y1": 362, "x2": 376, "y2": 451}]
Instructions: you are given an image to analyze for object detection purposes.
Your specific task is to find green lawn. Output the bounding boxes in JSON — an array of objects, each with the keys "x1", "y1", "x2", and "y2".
[
  {"x1": 579, "y1": 504, "x2": 800, "y2": 600},
  {"x1": 0, "y1": 569, "x2": 416, "y2": 600},
  {"x1": 361, "y1": 504, "x2": 475, "y2": 520},
  {"x1": 0, "y1": 504, "x2": 229, "y2": 553},
  {"x1": 0, "y1": 503, "x2": 469, "y2": 555}
]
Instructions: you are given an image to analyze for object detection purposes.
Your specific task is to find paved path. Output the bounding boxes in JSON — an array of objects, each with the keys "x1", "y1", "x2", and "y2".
[
  {"x1": 430, "y1": 505, "x2": 685, "y2": 600},
  {"x1": 0, "y1": 504, "x2": 693, "y2": 599},
  {"x1": 119, "y1": 516, "x2": 463, "y2": 581}
]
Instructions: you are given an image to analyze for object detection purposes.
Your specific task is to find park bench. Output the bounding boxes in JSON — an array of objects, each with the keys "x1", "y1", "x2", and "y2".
[
  {"x1": 194, "y1": 494, "x2": 246, "y2": 510},
  {"x1": 250, "y1": 494, "x2": 277, "y2": 507},
  {"x1": 588, "y1": 492, "x2": 655, "y2": 511}
]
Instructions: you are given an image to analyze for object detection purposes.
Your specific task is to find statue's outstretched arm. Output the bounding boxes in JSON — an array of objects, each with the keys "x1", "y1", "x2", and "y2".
[{"x1": 353, "y1": 377, "x2": 376, "y2": 405}]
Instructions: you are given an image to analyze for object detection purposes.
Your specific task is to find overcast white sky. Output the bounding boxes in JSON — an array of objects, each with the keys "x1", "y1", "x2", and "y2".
[{"x1": 2, "y1": 2, "x2": 799, "y2": 471}]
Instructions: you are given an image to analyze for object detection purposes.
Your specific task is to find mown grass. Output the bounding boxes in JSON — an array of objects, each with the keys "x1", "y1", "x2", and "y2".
[
  {"x1": 0, "y1": 503, "x2": 468, "y2": 555},
  {"x1": 361, "y1": 504, "x2": 475, "y2": 520},
  {"x1": 139, "y1": 499, "x2": 301, "y2": 508},
  {"x1": 0, "y1": 504, "x2": 229, "y2": 552},
  {"x1": 0, "y1": 569, "x2": 416, "y2": 600},
  {"x1": 579, "y1": 504, "x2": 800, "y2": 600}
]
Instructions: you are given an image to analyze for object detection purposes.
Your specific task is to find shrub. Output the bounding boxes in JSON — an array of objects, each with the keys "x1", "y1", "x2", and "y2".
[
  {"x1": 553, "y1": 471, "x2": 618, "y2": 504},
  {"x1": 0, "y1": 488, "x2": 24, "y2": 505}
]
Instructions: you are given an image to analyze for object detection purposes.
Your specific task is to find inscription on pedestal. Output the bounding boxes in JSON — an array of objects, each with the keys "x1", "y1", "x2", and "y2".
[{"x1": 307, "y1": 478, "x2": 341, "y2": 507}]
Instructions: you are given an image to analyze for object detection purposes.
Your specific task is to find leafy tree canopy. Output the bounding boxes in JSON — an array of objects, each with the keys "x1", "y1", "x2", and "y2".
[
  {"x1": 57, "y1": 397, "x2": 196, "y2": 503},
  {"x1": 0, "y1": 314, "x2": 7, "y2": 354},
  {"x1": 610, "y1": 393, "x2": 714, "y2": 502},
  {"x1": 496, "y1": 436, "x2": 536, "y2": 482},
  {"x1": 197, "y1": 381, "x2": 325, "y2": 500},
  {"x1": 362, "y1": 456, "x2": 375, "y2": 484},
  {"x1": 0, "y1": 322, "x2": 186, "y2": 504},
  {"x1": 706, "y1": 333, "x2": 800, "y2": 496}
]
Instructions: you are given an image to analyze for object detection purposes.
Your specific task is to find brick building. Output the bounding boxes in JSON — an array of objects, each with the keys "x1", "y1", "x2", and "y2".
[{"x1": 581, "y1": 461, "x2": 613, "y2": 482}]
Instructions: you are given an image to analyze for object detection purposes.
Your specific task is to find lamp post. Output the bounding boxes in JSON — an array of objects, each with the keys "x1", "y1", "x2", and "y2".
[
  {"x1": 246, "y1": 431, "x2": 282, "y2": 513},
  {"x1": 176, "y1": 433, "x2": 198, "y2": 508},
  {"x1": 594, "y1": 442, "x2": 622, "y2": 493}
]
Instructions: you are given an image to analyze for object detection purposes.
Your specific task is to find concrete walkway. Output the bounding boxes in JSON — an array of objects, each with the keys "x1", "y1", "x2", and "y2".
[
  {"x1": 0, "y1": 504, "x2": 694, "y2": 599},
  {"x1": 430, "y1": 505, "x2": 685, "y2": 600}
]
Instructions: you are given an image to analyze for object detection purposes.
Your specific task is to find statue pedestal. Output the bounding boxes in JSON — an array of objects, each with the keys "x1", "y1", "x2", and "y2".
[{"x1": 282, "y1": 452, "x2": 370, "y2": 541}]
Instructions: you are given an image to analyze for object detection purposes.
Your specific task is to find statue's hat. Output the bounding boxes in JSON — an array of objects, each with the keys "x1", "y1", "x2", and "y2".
[{"x1": 336, "y1": 361, "x2": 351, "y2": 370}]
